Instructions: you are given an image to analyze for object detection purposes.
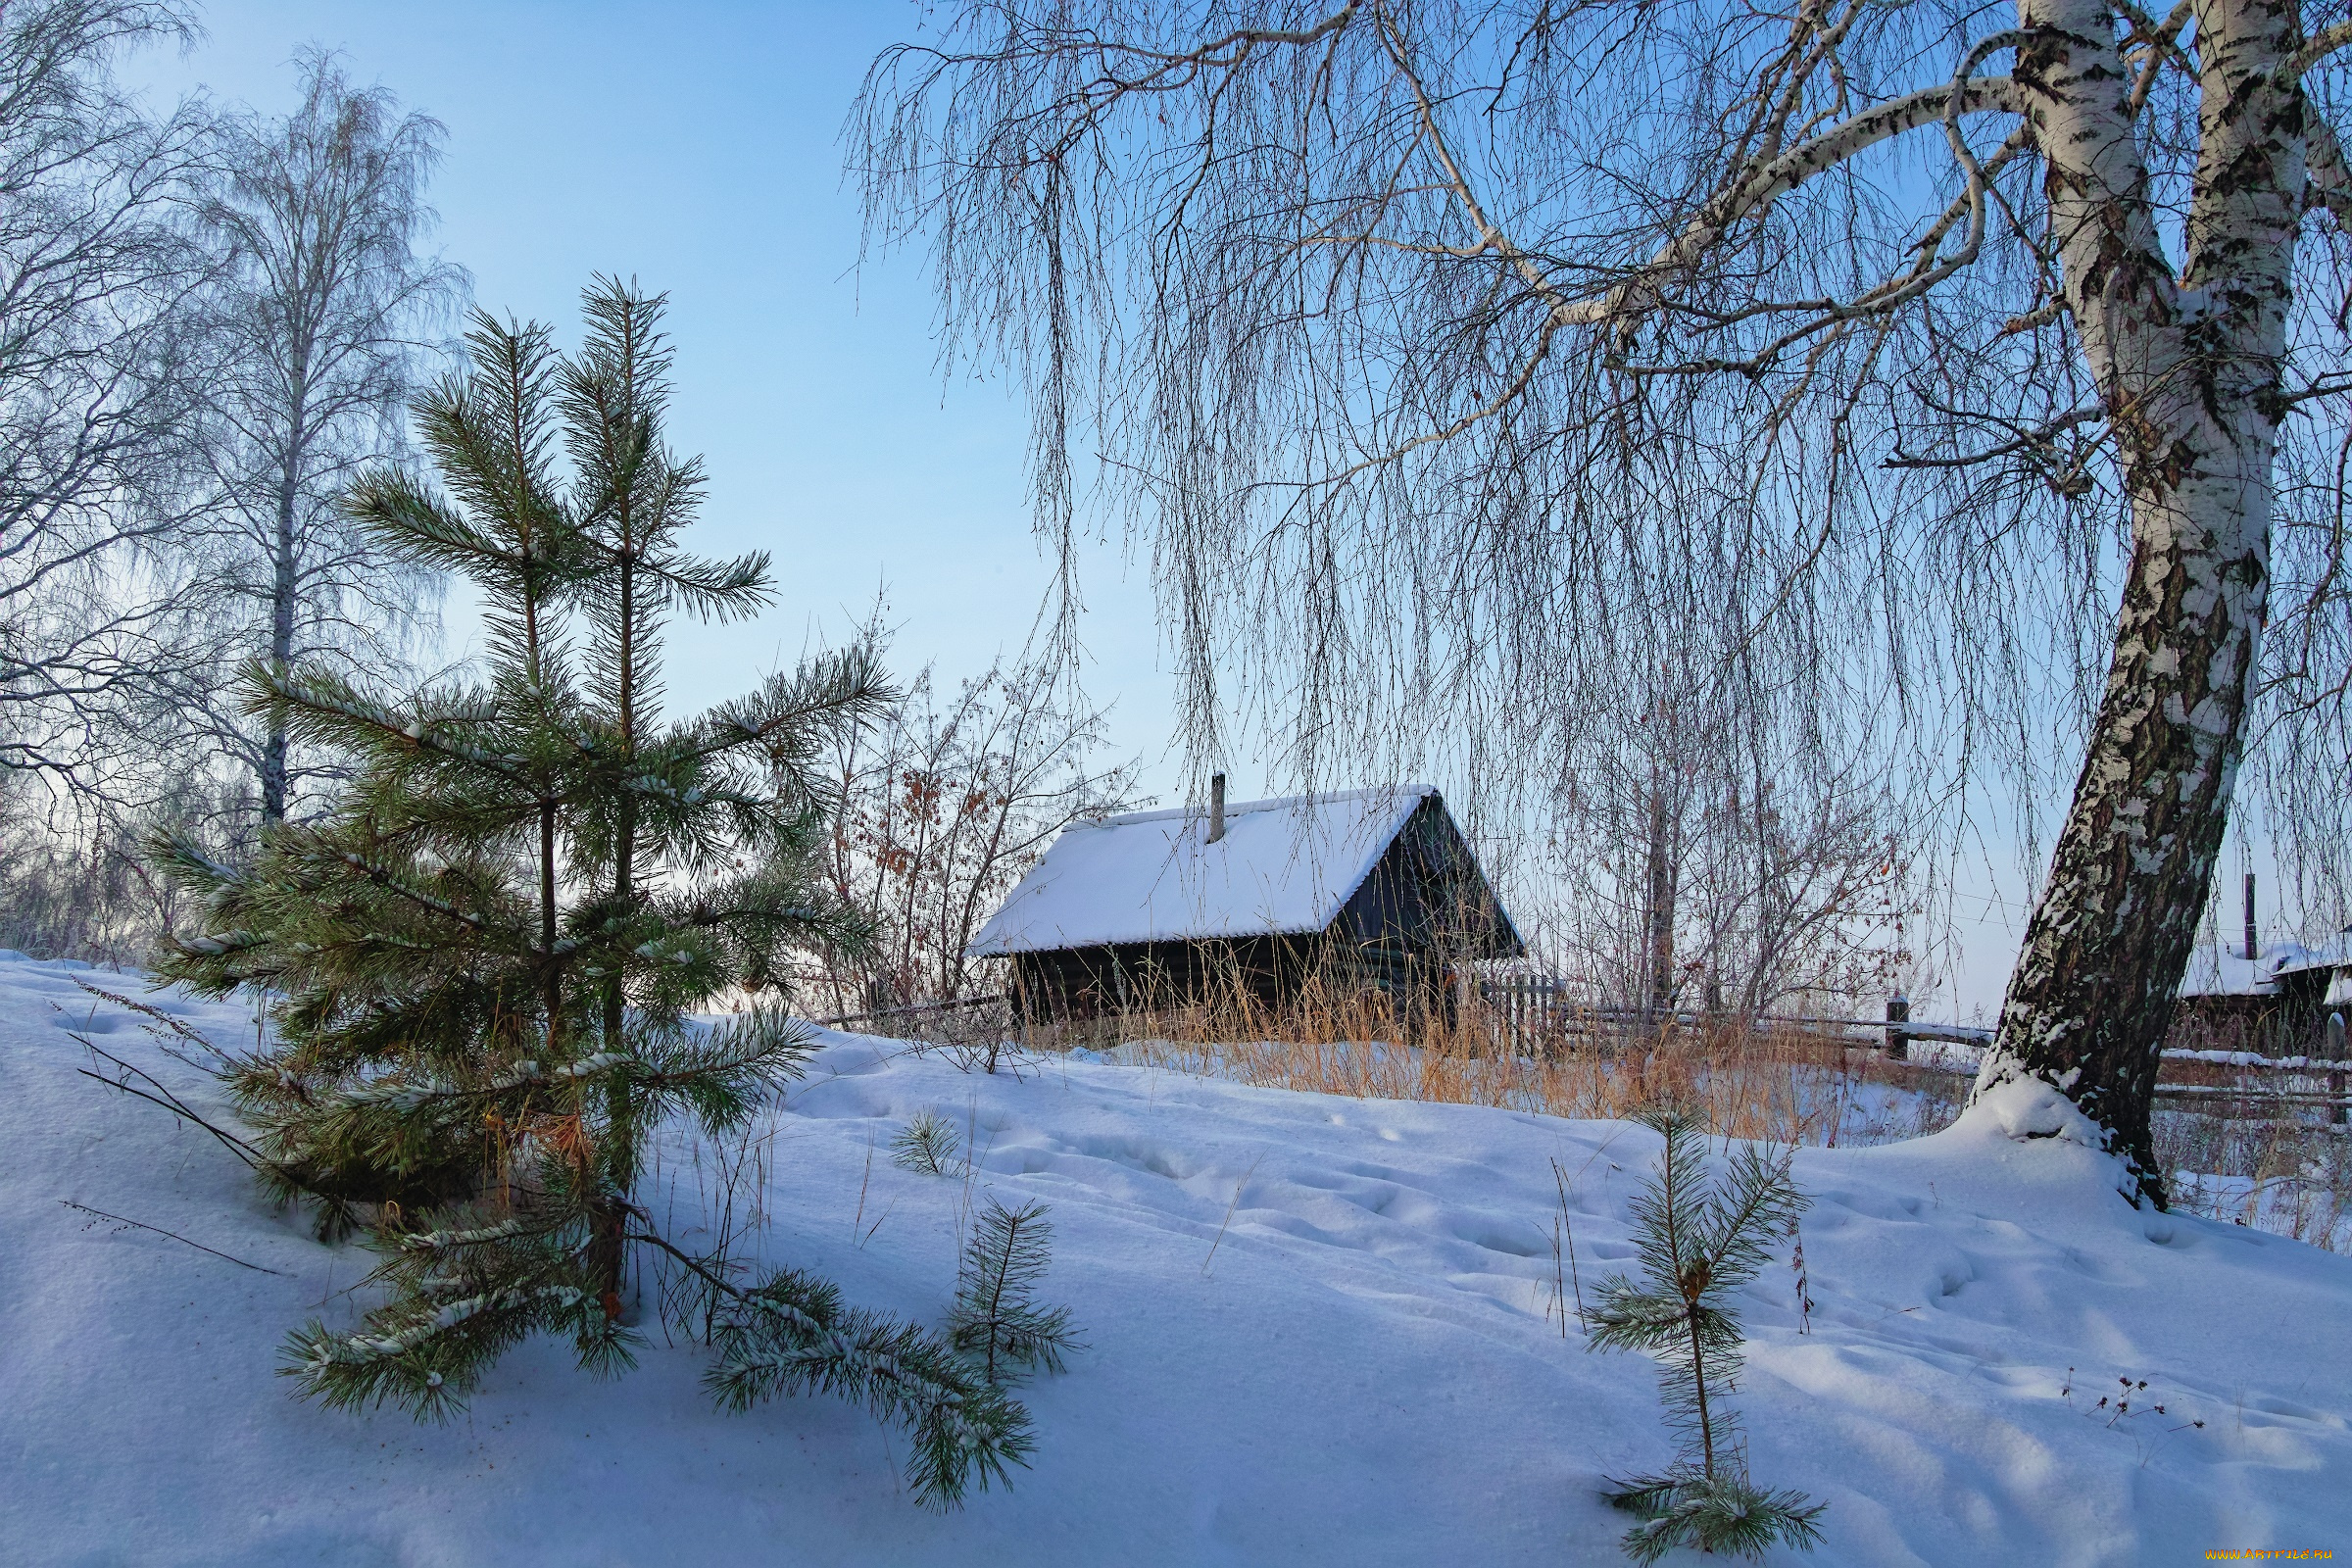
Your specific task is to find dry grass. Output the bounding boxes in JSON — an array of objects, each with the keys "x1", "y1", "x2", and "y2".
[
  {"x1": 885, "y1": 968, "x2": 2350, "y2": 1247},
  {"x1": 1057, "y1": 1002, "x2": 2352, "y2": 1245},
  {"x1": 1008, "y1": 974, "x2": 1965, "y2": 1150},
  {"x1": 2156, "y1": 1107, "x2": 2352, "y2": 1250}
]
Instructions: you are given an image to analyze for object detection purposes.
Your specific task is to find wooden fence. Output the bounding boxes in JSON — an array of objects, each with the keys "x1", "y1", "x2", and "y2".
[
  {"x1": 804, "y1": 976, "x2": 2348, "y2": 1121},
  {"x1": 1478, "y1": 976, "x2": 2350, "y2": 1121}
]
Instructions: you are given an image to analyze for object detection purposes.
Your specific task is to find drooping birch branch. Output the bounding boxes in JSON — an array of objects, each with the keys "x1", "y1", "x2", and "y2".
[{"x1": 1552, "y1": 75, "x2": 2029, "y2": 334}]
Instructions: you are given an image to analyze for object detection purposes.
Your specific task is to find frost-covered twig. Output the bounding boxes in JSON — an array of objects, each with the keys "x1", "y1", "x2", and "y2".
[
  {"x1": 73, "y1": 981, "x2": 237, "y2": 1066},
  {"x1": 61, "y1": 1200, "x2": 289, "y2": 1276}
]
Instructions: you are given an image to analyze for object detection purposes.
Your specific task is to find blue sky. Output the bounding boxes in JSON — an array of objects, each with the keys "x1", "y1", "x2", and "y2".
[
  {"x1": 122, "y1": 2, "x2": 2052, "y2": 1015},
  {"x1": 125, "y1": 0, "x2": 1183, "y2": 786},
  {"x1": 129, "y1": 2, "x2": 2311, "y2": 1020}
]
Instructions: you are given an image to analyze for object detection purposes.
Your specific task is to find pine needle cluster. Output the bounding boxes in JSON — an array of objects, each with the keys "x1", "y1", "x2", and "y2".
[
  {"x1": 948, "y1": 1199, "x2": 1079, "y2": 1388},
  {"x1": 149, "y1": 279, "x2": 1032, "y2": 1505},
  {"x1": 1587, "y1": 1107, "x2": 1826, "y2": 1563},
  {"x1": 695, "y1": 1261, "x2": 1035, "y2": 1506},
  {"x1": 892, "y1": 1108, "x2": 964, "y2": 1176}
]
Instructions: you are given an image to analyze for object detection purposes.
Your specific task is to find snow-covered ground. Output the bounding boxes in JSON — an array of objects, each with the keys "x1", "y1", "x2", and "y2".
[{"x1": 5, "y1": 950, "x2": 2348, "y2": 1564}]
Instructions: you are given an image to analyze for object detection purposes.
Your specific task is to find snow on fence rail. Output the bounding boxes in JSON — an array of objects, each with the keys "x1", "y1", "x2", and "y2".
[{"x1": 2163, "y1": 1048, "x2": 2352, "y2": 1071}]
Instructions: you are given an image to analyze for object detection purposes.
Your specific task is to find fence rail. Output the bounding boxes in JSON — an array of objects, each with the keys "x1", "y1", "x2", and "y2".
[
  {"x1": 811, "y1": 993, "x2": 1007, "y2": 1029},
  {"x1": 1479, "y1": 978, "x2": 1964, "y2": 1054},
  {"x1": 1477, "y1": 977, "x2": 2350, "y2": 1119}
]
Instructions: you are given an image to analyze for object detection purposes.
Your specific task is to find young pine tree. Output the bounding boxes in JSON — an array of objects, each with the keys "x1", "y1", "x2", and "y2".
[
  {"x1": 892, "y1": 1107, "x2": 964, "y2": 1177},
  {"x1": 947, "y1": 1199, "x2": 1078, "y2": 1387},
  {"x1": 1587, "y1": 1107, "x2": 1826, "y2": 1564},
  {"x1": 556, "y1": 277, "x2": 775, "y2": 1305},
  {"x1": 149, "y1": 290, "x2": 1033, "y2": 1506}
]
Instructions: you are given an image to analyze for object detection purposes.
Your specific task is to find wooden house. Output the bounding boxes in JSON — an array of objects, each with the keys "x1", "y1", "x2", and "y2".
[
  {"x1": 2174, "y1": 937, "x2": 2352, "y2": 1054},
  {"x1": 966, "y1": 783, "x2": 1522, "y2": 1023}
]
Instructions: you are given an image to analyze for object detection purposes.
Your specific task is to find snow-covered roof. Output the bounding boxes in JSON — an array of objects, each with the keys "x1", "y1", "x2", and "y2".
[
  {"x1": 2175, "y1": 940, "x2": 2352, "y2": 997},
  {"x1": 2179, "y1": 945, "x2": 2296, "y2": 998},
  {"x1": 966, "y1": 786, "x2": 1440, "y2": 956},
  {"x1": 2272, "y1": 938, "x2": 2352, "y2": 979}
]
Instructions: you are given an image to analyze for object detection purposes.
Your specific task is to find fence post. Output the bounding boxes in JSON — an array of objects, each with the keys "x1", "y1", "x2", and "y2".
[
  {"x1": 1885, "y1": 991, "x2": 1910, "y2": 1061},
  {"x1": 2329, "y1": 1010, "x2": 2347, "y2": 1127}
]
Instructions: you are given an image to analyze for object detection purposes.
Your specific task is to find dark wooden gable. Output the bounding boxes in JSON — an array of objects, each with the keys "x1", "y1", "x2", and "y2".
[{"x1": 1331, "y1": 793, "x2": 1523, "y2": 971}]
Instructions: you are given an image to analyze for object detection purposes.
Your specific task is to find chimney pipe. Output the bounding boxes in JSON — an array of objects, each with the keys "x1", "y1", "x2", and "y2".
[
  {"x1": 1208, "y1": 773, "x2": 1227, "y2": 844},
  {"x1": 2243, "y1": 871, "x2": 2258, "y2": 961}
]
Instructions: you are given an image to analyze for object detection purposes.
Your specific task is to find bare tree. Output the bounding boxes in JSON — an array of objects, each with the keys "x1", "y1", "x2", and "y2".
[
  {"x1": 854, "y1": 0, "x2": 2352, "y2": 1202},
  {"x1": 1549, "y1": 601, "x2": 1913, "y2": 1021},
  {"x1": 0, "y1": 1, "x2": 217, "y2": 801},
  {"x1": 1691, "y1": 750, "x2": 1915, "y2": 1021},
  {"x1": 0, "y1": 760, "x2": 236, "y2": 962},
  {"x1": 185, "y1": 49, "x2": 464, "y2": 823},
  {"x1": 816, "y1": 622, "x2": 1142, "y2": 1017}
]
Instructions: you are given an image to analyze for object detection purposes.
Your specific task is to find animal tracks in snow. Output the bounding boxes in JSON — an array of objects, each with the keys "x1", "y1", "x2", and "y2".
[{"x1": 779, "y1": 1044, "x2": 1595, "y2": 1331}]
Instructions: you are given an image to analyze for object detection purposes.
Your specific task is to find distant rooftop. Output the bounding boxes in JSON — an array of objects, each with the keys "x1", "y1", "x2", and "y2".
[
  {"x1": 2179, "y1": 938, "x2": 2352, "y2": 998},
  {"x1": 966, "y1": 786, "x2": 1440, "y2": 957}
]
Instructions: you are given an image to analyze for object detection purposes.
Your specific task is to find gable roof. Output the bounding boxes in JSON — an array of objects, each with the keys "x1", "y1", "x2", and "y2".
[
  {"x1": 2178, "y1": 939, "x2": 2352, "y2": 998},
  {"x1": 2179, "y1": 944, "x2": 2298, "y2": 999},
  {"x1": 966, "y1": 786, "x2": 1443, "y2": 956}
]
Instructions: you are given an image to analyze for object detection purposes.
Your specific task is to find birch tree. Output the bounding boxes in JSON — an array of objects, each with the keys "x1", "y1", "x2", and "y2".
[
  {"x1": 0, "y1": 1, "x2": 214, "y2": 797},
  {"x1": 188, "y1": 50, "x2": 462, "y2": 823},
  {"x1": 854, "y1": 0, "x2": 2352, "y2": 1203}
]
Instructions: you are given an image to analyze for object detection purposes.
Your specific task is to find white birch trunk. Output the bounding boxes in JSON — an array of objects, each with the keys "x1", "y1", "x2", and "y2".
[{"x1": 1973, "y1": 0, "x2": 2303, "y2": 1203}]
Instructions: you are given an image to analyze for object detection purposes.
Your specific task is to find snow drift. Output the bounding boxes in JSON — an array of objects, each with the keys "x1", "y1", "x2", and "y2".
[{"x1": 2, "y1": 951, "x2": 2346, "y2": 1564}]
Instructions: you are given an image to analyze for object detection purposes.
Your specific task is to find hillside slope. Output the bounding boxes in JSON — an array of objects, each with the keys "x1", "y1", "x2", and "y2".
[{"x1": 2, "y1": 952, "x2": 2344, "y2": 1565}]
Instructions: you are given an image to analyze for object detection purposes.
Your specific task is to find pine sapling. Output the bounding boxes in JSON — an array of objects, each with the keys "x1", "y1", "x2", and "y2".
[
  {"x1": 1587, "y1": 1107, "x2": 1826, "y2": 1564},
  {"x1": 682, "y1": 1253, "x2": 1032, "y2": 1508},
  {"x1": 144, "y1": 282, "x2": 1045, "y2": 1509},
  {"x1": 892, "y1": 1108, "x2": 964, "y2": 1177},
  {"x1": 948, "y1": 1198, "x2": 1079, "y2": 1387}
]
